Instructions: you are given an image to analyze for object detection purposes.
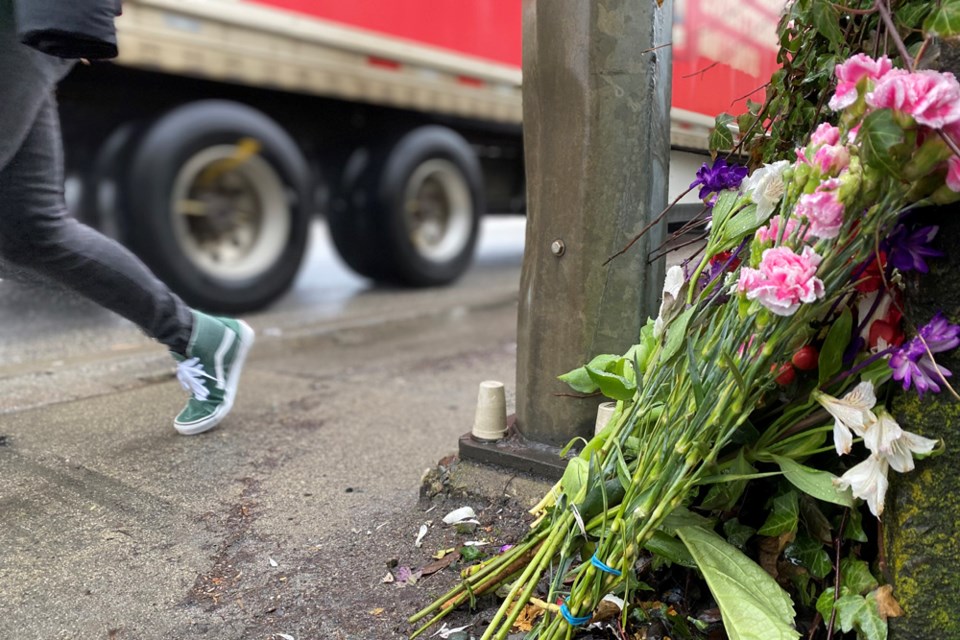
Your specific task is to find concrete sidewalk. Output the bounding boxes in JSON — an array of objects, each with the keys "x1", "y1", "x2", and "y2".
[{"x1": 0, "y1": 292, "x2": 552, "y2": 640}]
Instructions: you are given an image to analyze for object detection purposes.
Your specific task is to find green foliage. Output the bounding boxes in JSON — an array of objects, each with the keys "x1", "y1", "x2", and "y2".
[
  {"x1": 677, "y1": 526, "x2": 801, "y2": 640},
  {"x1": 723, "y1": 518, "x2": 757, "y2": 550},
  {"x1": 817, "y1": 587, "x2": 888, "y2": 640},
  {"x1": 773, "y1": 454, "x2": 855, "y2": 507},
  {"x1": 726, "y1": 0, "x2": 935, "y2": 167},
  {"x1": 710, "y1": 113, "x2": 736, "y2": 153},
  {"x1": 759, "y1": 490, "x2": 800, "y2": 537},
  {"x1": 818, "y1": 307, "x2": 853, "y2": 386},
  {"x1": 784, "y1": 535, "x2": 832, "y2": 579},
  {"x1": 858, "y1": 109, "x2": 908, "y2": 180},
  {"x1": 924, "y1": 1, "x2": 960, "y2": 38}
]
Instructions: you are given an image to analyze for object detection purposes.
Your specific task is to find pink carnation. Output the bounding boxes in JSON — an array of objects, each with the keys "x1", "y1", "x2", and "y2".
[
  {"x1": 866, "y1": 69, "x2": 960, "y2": 129},
  {"x1": 813, "y1": 143, "x2": 850, "y2": 175},
  {"x1": 796, "y1": 179, "x2": 845, "y2": 239},
  {"x1": 948, "y1": 156, "x2": 960, "y2": 193},
  {"x1": 811, "y1": 123, "x2": 841, "y2": 146},
  {"x1": 737, "y1": 246, "x2": 825, "y2": 316},
  {"x1": 756, "y1": 215, "x2": 804, "y2": 244},
  {"x1": 829, "y1": 54, "x2": 893, "y2": 111}
]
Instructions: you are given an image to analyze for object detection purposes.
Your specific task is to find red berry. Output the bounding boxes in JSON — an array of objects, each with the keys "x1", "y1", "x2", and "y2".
[
  {"x1": 774, "y1": 363, "x2": 796, "y2": 385},
  {"x1": 791, "y1": 345, "x2": 819, "y2": 371}
]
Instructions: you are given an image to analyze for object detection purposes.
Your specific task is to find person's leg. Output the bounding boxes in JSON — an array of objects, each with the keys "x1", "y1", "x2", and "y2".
[
  {"x1": 0, "y1": 95, "x2": 195, "y2": 353},
  {"x1": 0, "y1": 21, "x2": 255, "y2": 434}
]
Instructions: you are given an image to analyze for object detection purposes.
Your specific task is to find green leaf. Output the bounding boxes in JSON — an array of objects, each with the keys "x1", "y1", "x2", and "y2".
[
  {"x1": 661, "y1": 307, "x2": 696, "y2": 364},
  {"x1": 723, "y1": 518, "x2": 757, "y2": 550},
  {"x1": 841, "y1": 557, "x2": 879, "y2": 595},
  {"x1": 677, "y1": 526, "x2": 800, "y2": 640},
  {"x1": 758, "y1": 490, "x2": 799, "y2": 537},
  {"x1": 644, "y1": 530, "x2": 697, "y2": 568},
  {"x1": 799, "y1": 495, "x2": 833, "y2": 545},
  {"x1": 586, "y1": 365, "x2": 636, "y2": 401},
  {"x1": 710, "y1": 113, "x2": 736, "y2": 152},
  {"x1": 558, "y1": 354, "x2": 619, "y2": 393},
  {"x1": 818, "y1": 307, "x2": 853, "y2": 386},
  {"x1": 459, "y1": 545, "x2": 483, "y2": 562},
  {"x1": 816, "y1": 587, "x2": 840, "y2": 623},
  {"x1": 784, "y1": 535, "x2": 832, "y2": 579},
  {"x1": 558, "y1": 367, "x2": 598, "y2": 394},
  {"x1": 561, "y1": 457, "x2": 589, "y2": 499},
  {"x1": 773, "y1": 455, "x2": 855, "y2": 508},
  {"x1": 660, "y1": 506, "x2": 716, "y2": 535},
  {"x1": 859, "y1": 109, "x2": 907, "y2": 179},
  {"x1": 721, "y1": 204, "x2": 767, "y2": 245},
  {"x1": 844, "y1": 507, "x2": 869, "y2": 543},
  {"x1": 811, "y1": 2, "x2": 843, "y2": 48},
  {"x1": 924, "y1": 1, "x2": 960, "y2": 38},
  {"x1": 836, "y1": 593, "x2": 887, "y2": 640}
]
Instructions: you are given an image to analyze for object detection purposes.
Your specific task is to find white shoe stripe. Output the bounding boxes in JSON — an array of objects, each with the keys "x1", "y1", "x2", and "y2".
[{"x1": 213, "y1": 329, "x2": 236, "y2": 390}]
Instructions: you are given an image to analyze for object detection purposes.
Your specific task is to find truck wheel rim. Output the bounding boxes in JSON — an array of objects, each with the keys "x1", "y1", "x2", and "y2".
[
  {"x1": 171, "y1": 145, "x2": 291, "y2": 282},
  {"x1": 402, "y1": 158, "x2": 473, "y2": 263}
]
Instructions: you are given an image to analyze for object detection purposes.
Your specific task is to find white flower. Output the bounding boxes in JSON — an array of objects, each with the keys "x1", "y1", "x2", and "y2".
[
  {"x1": 862, "y1": 409, "x2": 938, "y2": 473},
  {"x1": 653, "y1": 266, "x2": 686, "y2": 339},
  {"x1": 815, "y1": 381, "x2": 877, "y2": 455},
  {"x1": 741, "y1": 160, "x2": 789, "y2": 220},
  {"x1": 836, "y1": 455, "x2": 889, "y2": 517}
]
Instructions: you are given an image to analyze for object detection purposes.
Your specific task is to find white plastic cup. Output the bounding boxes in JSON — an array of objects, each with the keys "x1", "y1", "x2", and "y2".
[
  {"x1": 472, "y1": 380, "x2": 507, "y2": 441},
  {"x1": 594, "y1": 401, "x2": 617, "y2": 435}
]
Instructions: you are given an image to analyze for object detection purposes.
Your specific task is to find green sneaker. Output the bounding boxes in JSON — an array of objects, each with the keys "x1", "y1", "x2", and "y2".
[{"x1": 172, "y1": 311, "x2": 255, "y2": 435}]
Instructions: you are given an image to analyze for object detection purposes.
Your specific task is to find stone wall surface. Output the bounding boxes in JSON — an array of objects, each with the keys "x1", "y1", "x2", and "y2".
[{"x1": 886, "y1": 210, "x2": 960, "y2": 639}]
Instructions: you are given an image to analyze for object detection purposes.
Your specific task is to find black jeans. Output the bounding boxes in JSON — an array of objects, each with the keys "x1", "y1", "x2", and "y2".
[{"x1": 0, "y1": 8, "x2": 192, "y2": 353}]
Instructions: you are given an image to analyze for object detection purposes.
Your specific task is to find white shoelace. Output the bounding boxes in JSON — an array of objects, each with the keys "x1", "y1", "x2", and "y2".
[{"x1": 176, "y1": 357, "x2": 218, "y2": 401}]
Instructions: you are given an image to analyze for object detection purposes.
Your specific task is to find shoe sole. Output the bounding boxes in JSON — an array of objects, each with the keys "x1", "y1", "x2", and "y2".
[{"x1": 175, "y1": 320, "x2": 256, "y2": 436}]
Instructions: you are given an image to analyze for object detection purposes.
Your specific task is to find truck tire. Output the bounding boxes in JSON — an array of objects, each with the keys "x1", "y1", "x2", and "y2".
[
  {"x1": 124, "y1": 101, "x2": 311, "y2": 313},
  {"x1": 329, "y1": 126, "x2": 483, "y2": 286}
]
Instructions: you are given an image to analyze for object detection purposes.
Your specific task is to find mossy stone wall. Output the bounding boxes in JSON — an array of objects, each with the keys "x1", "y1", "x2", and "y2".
[{"x1": 886, "y1": 212, "x2": 960, "y2": 639}]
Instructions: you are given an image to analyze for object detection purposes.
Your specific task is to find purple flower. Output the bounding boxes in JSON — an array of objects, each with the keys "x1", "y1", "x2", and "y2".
[
  {"x1": 920, "y1": 312, "x2": 960, "y2": 352},
  {"x1": 890, "y1": 312, "x2": 960, "y2": 397},
  {"x1": 689, "y1": 158, "x2": 749, "y2": 201},
  {"x1": 882, "y1": 224, "x2": 944, "y2": 273}
]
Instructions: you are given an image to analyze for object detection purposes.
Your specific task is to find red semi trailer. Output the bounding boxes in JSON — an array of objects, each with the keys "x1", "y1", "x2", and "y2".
[{"x1": 58, "y1": 0, "x2": 782, "y2": 312}]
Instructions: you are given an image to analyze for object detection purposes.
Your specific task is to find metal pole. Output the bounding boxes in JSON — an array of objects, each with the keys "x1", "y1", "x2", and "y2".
[{"x1": 515, "y1": 0, "x2": 674, "y2": 448}]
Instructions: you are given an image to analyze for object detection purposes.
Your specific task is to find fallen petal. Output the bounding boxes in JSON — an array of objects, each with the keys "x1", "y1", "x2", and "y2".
[{"x1": 442, "y1": 507, "x2": 477, "y2": 525}]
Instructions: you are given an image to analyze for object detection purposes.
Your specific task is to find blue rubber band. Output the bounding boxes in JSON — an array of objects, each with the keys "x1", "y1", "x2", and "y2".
[
  {"x1": 590, "y1": 553, "x2": 623, "y2": 577},
  {"x1": 559, "y1": 602, "x2": 592, "y2": 626}
]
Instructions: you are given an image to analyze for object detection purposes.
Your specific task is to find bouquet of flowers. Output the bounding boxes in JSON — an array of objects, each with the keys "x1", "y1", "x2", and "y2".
[{"x1": 411, "y1": 29, "x2": 960, "y2": 640}]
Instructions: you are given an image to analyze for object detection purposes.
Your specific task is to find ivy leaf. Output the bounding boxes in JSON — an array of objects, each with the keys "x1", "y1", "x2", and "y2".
[
  {"x1": 843, "y1": 507, "x2": 869, "y2": 543},
  {"x1": 818, "y1": 307, "x2": 853, "y2": 386},
  {"x1": 859, "y1": 109, "x2": 907, "y2": 180},
  {"x1": 784, "y1": 535, "x2": 832, "y2": 579},
  {"x1": 710, "y1": 113, "x2": 736, "y2": 153},
  {"x1": 758, "y1": 490, "x2": 800, "y2": 537},
  {"x1": 924, "y1": 1, "x2": 960, "y2": 38},
  {"x1": 841, "y1": 557, "x2": 879, "y2": 595},
  {"x1": 724, "y1": 518, "x2": 757, "y2": 550},
  {"x1": 773, "y1": 455, "x2": 855, "y2": 508},
  {"x1": 837, "y1": 593, "x2": 888, "y2": 640},
  {"x1": 677, "y1": 526, "x2": 801, "y2": 640},
  {"x1": 811, "y1": 2, "x2": 844, "y2": 49}
]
